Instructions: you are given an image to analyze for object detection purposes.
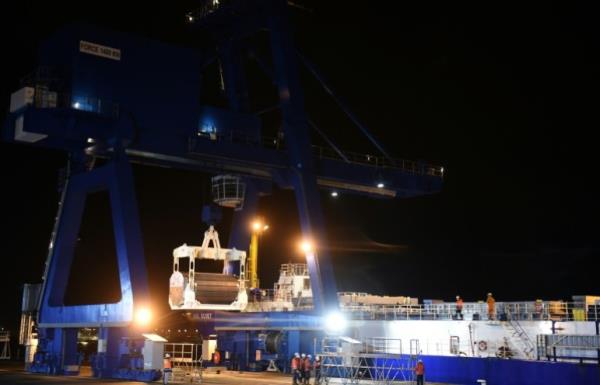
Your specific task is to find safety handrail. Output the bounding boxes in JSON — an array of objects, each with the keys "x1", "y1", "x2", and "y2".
[
  {"x1": 189, "y1": 131, "x2": 444, "y2": 177},
  {"x1": 339, "y1": 301, "x2": 599, "y2": 322}
]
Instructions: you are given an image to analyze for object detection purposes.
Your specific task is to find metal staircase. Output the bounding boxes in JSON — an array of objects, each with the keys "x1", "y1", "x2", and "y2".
[{"x1": 502, "y1": 320, "x2": 536, "y2": 359}]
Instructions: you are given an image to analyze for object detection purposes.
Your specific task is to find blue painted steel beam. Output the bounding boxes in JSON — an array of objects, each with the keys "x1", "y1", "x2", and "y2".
[
  {"x1": 297, "y1": 52, "x2": 396, "y2": 165},
  {"x1": 308, "y1": 119, "x2": 350, "y2": 163},
  {"x1": 38, "y1": 153, "x2": 150, "y2": 327},
  {"x1": 1, "y1": 2, "x2": 444, "y2": 333},
  {"x1": 5, "y1": 108, "x2": 442, "y2": 199},
  {"x1": 243, "y1": 47, "x2": 352, "y2": 166}
]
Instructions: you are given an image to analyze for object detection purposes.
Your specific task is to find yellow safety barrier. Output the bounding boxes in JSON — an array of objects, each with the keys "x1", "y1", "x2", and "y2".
[{"x1": 572, "y1": 308, "x2": 586, "y2": 321}]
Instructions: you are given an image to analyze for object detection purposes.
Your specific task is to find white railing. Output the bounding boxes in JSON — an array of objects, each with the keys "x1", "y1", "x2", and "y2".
[
  {"x1": 163, "y1": 343, "x2": 202, "y2": 383},
  {"x1": 244, "y1": 295, "x2": 600, "y2": 322},
  {"x1": 279, "y1": 263, "x2": 308, "y2": 276},
  {"x1": 340, "y1": 301, "x2": 600, "y2": 322},
  {"x1": 320, "y1": 337, "x2": 418, "y2": 384}
]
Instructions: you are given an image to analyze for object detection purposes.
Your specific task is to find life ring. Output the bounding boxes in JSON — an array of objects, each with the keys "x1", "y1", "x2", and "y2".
[
  {"x1": 478, "y1": 341, "x2": 488, "y2": 351},
  {"x1": 213, "y1": 351, "x2": 221, "y2": 365}
]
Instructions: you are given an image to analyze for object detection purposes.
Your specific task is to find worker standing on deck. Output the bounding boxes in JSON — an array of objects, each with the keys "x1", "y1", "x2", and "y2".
[
  {"x1": 163, "y1": 353, "x2": 172, "y2": 385},
  {"x1": 291, "y1": 353, "x2": 301, "y2": 385},
  {"x1": 487, "y1": 292, "x2": 496, "y2": 320},
  {"x1": 455, "y1": 295, "x2": 464, "y2": 320},
  {"x1": 302, "y1": 354, "x2": 312, "y2": 385},
  {"x1": 414, "y1": 359, "x2": 425, "y2": 385}
]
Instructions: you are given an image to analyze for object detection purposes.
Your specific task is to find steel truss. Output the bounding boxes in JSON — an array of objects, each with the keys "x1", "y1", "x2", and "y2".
[{"x1": 320, "y1": 338, "x2": 419, "y2": 385}]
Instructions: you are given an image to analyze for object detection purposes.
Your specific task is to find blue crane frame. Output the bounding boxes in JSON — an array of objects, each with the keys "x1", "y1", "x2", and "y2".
[{"x1": 3, "y1": 0, "x2": 443, "y2": 377}]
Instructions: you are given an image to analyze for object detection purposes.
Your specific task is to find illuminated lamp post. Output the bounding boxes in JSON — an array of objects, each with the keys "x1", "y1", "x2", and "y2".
[
  {"x1": 298, "y1": 239, "x2": 347, "y2": 334},
  {"x1": 249, "y1": 218, "x2": 269, "y2": 289}
]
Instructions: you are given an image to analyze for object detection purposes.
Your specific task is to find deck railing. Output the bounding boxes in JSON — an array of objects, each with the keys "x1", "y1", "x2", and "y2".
[
  {"x1": 189, "y1": 130, "x2": 444, "y2": 177},
  {"x1": 340, "y1": 301, "x2": 600, "y2": 321}
]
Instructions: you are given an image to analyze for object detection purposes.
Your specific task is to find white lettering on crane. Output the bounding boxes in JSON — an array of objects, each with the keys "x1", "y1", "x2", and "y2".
[{"x1": 79, "y1": 40, "x2": 121, "y2": 61}]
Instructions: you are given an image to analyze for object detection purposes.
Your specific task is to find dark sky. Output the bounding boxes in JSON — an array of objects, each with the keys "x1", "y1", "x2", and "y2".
[{"x1": 1, "y1": 1, "x2": 597, "y2": 331}]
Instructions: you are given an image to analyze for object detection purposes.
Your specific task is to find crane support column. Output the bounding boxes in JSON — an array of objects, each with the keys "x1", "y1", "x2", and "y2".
[
  {"x1": 36, "y1": 151, "x2": 150, "y2": 377},
  {"x1": 268, "y1": 0, "x2": 338, "y2": 312}
]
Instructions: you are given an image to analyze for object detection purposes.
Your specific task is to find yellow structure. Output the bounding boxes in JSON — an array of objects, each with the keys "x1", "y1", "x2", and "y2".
[
  {"x1": 248, "y1": 219, "x2": 268, "y2": 289},
  {"x1": 572, "y1": 308, "x2": 586, "y2": 321}
]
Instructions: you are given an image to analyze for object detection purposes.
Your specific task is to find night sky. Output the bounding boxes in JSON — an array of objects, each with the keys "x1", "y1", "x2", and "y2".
[{"x1": 1, "y1": 1, "x2": 597, "y2": 332}]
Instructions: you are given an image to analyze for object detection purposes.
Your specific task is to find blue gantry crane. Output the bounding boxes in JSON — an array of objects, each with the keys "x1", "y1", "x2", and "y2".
[{"x1": 4, "y1": 0, "x2": 442, "y2": 378}]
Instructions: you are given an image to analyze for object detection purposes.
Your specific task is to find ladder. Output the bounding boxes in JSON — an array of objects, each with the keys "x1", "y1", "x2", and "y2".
[
  {"x1": 502, "y1": 320, "x2": 536, "y2": 359},
  {"x1": 406, "y1": 339, "x2": 420, "y2": 384}
]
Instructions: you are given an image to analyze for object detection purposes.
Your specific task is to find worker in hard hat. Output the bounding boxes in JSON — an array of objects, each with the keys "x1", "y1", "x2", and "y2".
[
  {"x1": 534, "y1": 299, "x2": 543, "y2": 319},
  {"x1": 299, "y1": 354, "x2": 307, "y2": 383},
  {"x1": 414, "y1": 359, "x2": 425, "y2": 385},
  {"x1": 163, "y1": 353, "x2": 172, "y2": 384},
  {"x1": 291, "y1": 353, "x2": 301, "y2": 385},
  {"x1": 302, "y1": 354, "x2": 312, "y2": 385},
  {"x1": 455, "y1": 295, "x2": 464, "y2": 320},
  {"x1": 314, "y1": 355, "x2": 322, "y2": 385},
  {"x1": 487, "y1": 293, "x2": 496, "y2": 320}
]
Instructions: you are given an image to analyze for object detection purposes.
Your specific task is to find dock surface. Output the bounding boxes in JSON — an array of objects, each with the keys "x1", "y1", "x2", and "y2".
[{"x1": 1, "y1": 362, "x2": 453, "y2": 384}]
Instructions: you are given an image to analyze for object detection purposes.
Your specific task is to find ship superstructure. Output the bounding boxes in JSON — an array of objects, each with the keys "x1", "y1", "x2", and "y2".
[{"x1": 169, "y1": 234, "x2": 600, "y2": 367}]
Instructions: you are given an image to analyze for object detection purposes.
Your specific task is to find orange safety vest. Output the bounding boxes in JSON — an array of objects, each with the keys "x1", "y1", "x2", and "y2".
[
  {"x1": 291, "y1": 357, "x2": 300, "y2": 370},
  {"x1": 415, "y1": 362, "x2": 425, "y2": 375},
  {"x1": 213, "y1": 351, "x2": 221, "y2": 365},
  {"x1": 487, "y1": 297, "x2": 495, "y2": 310},
  {"x1": 163, "y1": 358, "x2": 172, "y2": 369},
  {"x1": 302, "y1": 358, "x2": 312, "y2": 371},
  {"x1": 456, "y1": 299, "x2": 464, "y2": 309}
]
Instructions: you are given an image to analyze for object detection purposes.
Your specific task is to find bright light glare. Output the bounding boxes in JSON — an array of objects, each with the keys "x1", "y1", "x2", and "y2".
[
  {"x1": 135, "y1": 307, "x2": 152, "y2": 327},
  {"x1": 300, "y1": 240, "x2": 314, "y2": 254},
  {"x1": 331, "y1": 191, "x2": 338, "y2": 197},
  {"x1": 376, "y1": 183, "x2": 385, "y2": 188},
  {"x1": 324, "y1": 312, "x2": 347, "y2": 334},
  {"x1": 252, "y1": 220, "x2": 269, "y2": 233},
  {"x1": 73, "y1": 102, "x2": 81, "y2": 109}
]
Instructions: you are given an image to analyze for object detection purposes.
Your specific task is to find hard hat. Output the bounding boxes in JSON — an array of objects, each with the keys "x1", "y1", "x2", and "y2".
[
  {"x1": 487, "y1": 292, "x2": 492, "y2": 296},
  {"x1": 301, "y1": 353, "x2": 306, "y2": 358},
  {"x1": 315, "y1": 356, "x2": 320, "y2": 361},
  {"x1": 456, "y1": 295, "x2": 460, "y2": 299},
  {"x1": 294, "y1": 352, "x2": 300, "y2": 357},
  {"x1": 418, "y1": 359, "x2": 423, "y2": 362},
  {"x1": 165, "y1": 354, "x2": 170, "y2": 358},
  {"x1": 307, "y1": 354, "x2": 312, "y2": 358}
]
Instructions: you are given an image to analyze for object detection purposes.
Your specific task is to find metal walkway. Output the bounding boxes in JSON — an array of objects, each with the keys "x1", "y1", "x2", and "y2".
[{"x1": 320, "y1": 337, "x2": 420, "y2": 385}]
